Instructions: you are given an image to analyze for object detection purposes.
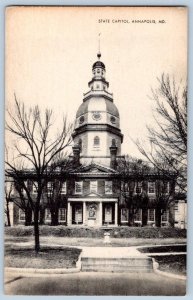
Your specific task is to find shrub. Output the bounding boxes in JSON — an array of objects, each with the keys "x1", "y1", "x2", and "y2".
[{"x1": 5, "y1": 225, "x2": 187, "y2": 239}]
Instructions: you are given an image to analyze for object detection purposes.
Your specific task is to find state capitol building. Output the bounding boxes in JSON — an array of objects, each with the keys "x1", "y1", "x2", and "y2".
[{"x1": 7, "y1": 52, "x2": 187, "y2": 228}]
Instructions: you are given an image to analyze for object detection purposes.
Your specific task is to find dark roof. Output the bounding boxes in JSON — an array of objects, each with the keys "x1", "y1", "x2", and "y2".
[{"x1": 92, "y1": 61, "x2": 105, "y2": 69}]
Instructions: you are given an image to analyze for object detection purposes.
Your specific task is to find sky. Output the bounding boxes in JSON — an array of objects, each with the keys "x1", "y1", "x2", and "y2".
[{"x1": 5, "y1": 6, "x2": 187, "y2": 158}]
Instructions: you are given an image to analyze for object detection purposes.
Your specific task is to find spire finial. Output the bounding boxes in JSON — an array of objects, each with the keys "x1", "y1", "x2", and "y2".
[{"x1": 97, "y1": 33, "x2": 101, "y2": 60}]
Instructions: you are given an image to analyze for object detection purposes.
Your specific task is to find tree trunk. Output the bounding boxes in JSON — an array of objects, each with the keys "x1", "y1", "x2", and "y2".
[
  {"x1": 155, "y1": 207, "x2": 162, "y2": 227},
  {"x1": 25, "y1": 206, "x2": 32, "y2": 226},
  {"x1": 128, "y1": 208, "x2": 135, "y2": 226},
  {"x1": 34, "y1": 207, "x2": 40, "y2": 253},
  {"x1": 51, "y1": 209, "x2": 59, "y2": 226},
  {"x1": 142, "y1": 208, "x2": 148, "y2": 227},
  {"x1": 6, "y1": 201, "x2": 11, "y2": 226},
  {"x1": 39, "y1": 207, "x2": 45, "y2": 225}
]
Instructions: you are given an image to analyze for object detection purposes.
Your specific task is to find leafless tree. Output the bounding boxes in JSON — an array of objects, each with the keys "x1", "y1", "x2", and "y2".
[
  {"x1": 117, "y1": 156, "x2": 150, "y2": 226},
  {"x1": 13, "y1": 179, "x2": 33, "y2": 226},
  {"x1": 117, "y1": 156, "x2": 176, "y2": 227},
  {"x1": 4, "y1": 180, "x2": 14, "y2": 226},
  {"x1": 5, "y1": 97, "x2": 73, "y2": 252},
  {"x1": 153, "y1": 171, "x2": 176, "y2": 227},
  {"x1": 45, "y1": 157, "x2": 73, "y2": 226},
  {"x1": 135, "y1": 74, "x2": 187, "y2": 192}
]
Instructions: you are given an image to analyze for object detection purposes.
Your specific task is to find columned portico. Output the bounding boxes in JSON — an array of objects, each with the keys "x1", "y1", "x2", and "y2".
[
  {"x1": 68, "y1": 198, "x2": 118, "y2": 227},
  {"x1": 67, "y1": 202, "x2": 72, "y2": 226}
]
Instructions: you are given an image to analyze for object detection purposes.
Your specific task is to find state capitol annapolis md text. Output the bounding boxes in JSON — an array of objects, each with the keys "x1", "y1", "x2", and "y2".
[{"x1": 98, "y1": 19, "x2": 166, "y2": 24}]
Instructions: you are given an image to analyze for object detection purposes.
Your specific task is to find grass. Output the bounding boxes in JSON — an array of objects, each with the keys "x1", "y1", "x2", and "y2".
[
  {"x1": 4, "y1": 235, "x2": 186, "y2": 248},
  {"x1": 5, "y1": 246, "x2": 81, "y2": 269},
  {"x1": 5, "y1": 225, "x2": 187, "y2": 239},
  {"x1": 137, "y1": 245, "x2": 186, "y2": 276},
  {"x1": 152, "y1": 255, "x2": 186, "y2": 276},
  {"x1": 138, "y1": 244, "x2": 186, "y2": 253}
]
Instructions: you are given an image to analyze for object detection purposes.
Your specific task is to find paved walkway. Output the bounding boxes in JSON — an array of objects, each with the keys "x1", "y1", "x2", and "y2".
[
  {"x1": 4, "y1": 271, "x2": 186, "y2": 295},
  {"x1": 81, "y1": 246, "x2": 143, "y2": 258}
]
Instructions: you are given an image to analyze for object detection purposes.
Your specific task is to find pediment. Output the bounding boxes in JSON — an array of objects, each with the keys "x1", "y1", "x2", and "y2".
[
  {"x1": 72, "y1": 163, "x2": 117, "y2": 174},
  {"x1": 87, "y1": 192, "x2": 101, "y2": 197}
]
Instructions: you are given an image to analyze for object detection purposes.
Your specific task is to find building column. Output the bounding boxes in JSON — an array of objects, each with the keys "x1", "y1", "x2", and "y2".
[
  {"x1": 114, "y1": 202, "x2": 118, "y2": 226},
  {"x1": 67, "y1": 202, "x2": 72, "y2": 225},
  {"x1": 9, "y1": 202, "x2": 14, "y2": 226},
  {"x1": 99, "y1": 202, "x2": 103, "y2": 226},
  {"x1": 83, "y1": 201, "x2": 86, "y2": 225}
]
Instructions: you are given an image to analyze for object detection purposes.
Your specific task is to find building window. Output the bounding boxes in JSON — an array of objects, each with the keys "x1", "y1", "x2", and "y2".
[
  {"x1": 90, "y1": 181, "x2": 98, "y2": 193},
  {"x1": 32, "y1": 211, "x2": 40, "y2": 222},
  {"x1": 111, "y1": 138, "x2": 116, "y2": 146},
  {"x1": 161, "y1": 210, "x2": 168, "y2": 223},
  {"x1": 121, "y1": 208, "x2": 129, "y2": 222},
  {"x1": 78, "y1": 139, "x2": 82, "y2": 152},
  {"x1": 19, "y1": 209, "x2": 25, "y2": 221},
  {"x1": 97, "y1": 68, "x2": 100, "y2": 73},
  {"x1": 61, "y1": 182, "x2": 67, "y2": 194},
  {"x1": 59, "y1": 208, "x2": 66, "y2": 222},
  {"x1": 45, "y1": 208, "x2": 51, "y2": 221},
  {"x1": 148, "y1": 182, "x2": 155, "y2": 194},
  {"x1": 162, "y1": 181, "x2": 169, "y2": 194},
  {"x1": 105, "y1": 181, "x2": 112, "y2": 194},
  {"x1": 32, "y1": 182, "x2": 38, "y2": 194},
  {"x1": 174, "y1": 202, "x2": 178, "y2": 211},
  {"x1": 75, "y1": 181, "x2": 83, "y2": 194},
  {"x1": 47, "y1": 182, "x2": 53, "y2": 193},
  {"x1": 94, "y1": 136, "x2": 100, "y2": 146},
  {"x1": 110, "y1": 116, "x2": 116, "y2": 124},
  {"x1": 79, "y1": 116, "x2": 84, "y2": 125},
  {"x1": 134, "y1": 209, "x2": 142, "y2": 223},
  {"x1": 135, "y1": 182, "x2": 142, "y2": 194},
  {"x1": 148, "y1": 209, "x2": 155, "y2": 222}
]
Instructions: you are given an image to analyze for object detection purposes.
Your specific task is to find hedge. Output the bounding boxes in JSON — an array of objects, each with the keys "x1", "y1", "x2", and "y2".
[{"x1": 5, "y1": 225, "x2": 187, "y2": 239}]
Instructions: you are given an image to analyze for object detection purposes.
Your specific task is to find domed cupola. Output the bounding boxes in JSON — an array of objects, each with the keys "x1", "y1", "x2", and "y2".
[
  {"x1": 88, "y1": 52, "x2": 109, "y2": 92},
  {"x1": 72, "y1": 52, "x2": 123, "y2": 162},
  {"x1": 92, "y1": 53, "x2": 106, "y2": 70}
]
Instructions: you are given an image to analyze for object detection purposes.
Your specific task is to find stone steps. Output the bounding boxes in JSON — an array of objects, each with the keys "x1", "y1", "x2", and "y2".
[{"x1": 81, "y1": 256, "x2": 153, "y2": 273}]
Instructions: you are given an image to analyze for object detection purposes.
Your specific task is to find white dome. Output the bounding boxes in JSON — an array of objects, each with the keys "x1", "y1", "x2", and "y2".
[{"x1": 76, "y1": 97, "x2": 120, "y2": 118}]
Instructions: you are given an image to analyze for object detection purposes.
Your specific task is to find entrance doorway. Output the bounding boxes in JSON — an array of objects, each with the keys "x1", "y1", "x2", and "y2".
[{"x1": 102, "y1": 203, "x2": 115, "y2": 225}]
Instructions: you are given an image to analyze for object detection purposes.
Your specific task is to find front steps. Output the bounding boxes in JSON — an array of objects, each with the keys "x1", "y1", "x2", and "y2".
[
  {"x1": 81, "y1": 247, "x2": 153, "y2": 273},
  {"x1": 81, "y1": 256, "x2": 153, "y2": 272}
]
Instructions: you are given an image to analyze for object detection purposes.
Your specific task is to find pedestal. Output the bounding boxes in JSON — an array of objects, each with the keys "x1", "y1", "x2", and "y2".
[{"x1": 104, "y1": 232, "x2": 111, "y2": 244}]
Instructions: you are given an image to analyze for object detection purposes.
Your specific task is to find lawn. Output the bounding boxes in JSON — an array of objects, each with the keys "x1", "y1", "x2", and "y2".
[
  {"x1": 5, "y1": 246, "x2": 81, "y2": 269},
  {"x1": 137, "y1": 245, "x2": 186, "y2": 276},
  {"x1": 4, "y1": 235, "x2": 187, "y2": 247},
  {"x1": 138, "y1": 244, "x2": 186, "y2": 253},
  {"x1": 152, "y1": 255, "x2": 186, "y2": 276}
]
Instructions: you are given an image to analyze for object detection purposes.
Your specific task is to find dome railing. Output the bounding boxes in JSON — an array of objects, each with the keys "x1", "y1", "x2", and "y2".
[{"x1": 83, "y1": 90, "x2": 113, "y2": 97}]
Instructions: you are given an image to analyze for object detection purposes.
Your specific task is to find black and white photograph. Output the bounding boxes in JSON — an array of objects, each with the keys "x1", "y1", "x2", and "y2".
[{"x1": 4, "y1": 6, "x2": 187, "y2": 295}]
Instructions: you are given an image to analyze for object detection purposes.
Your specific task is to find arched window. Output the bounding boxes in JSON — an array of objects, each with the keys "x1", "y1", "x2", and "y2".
[
  {"x1": 78, "y1": 139, "x2": 82, "y2": 152},
  {"x1": 112, "y1": 139, "x2": 116, "y2": 146},
  {"x1": 94, "y1": 136, "x2": 100, "y2": 146}
]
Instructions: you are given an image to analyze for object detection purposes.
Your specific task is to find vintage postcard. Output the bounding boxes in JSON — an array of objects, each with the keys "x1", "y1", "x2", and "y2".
[{"x1": 4, "y1": 6, "x2": 187, "y2": 295}]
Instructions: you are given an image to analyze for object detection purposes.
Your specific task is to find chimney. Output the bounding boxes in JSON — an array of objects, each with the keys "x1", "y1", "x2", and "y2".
[
  {"x1": 109, "y1": 140, "x2": 118, "y2": 169},
  {"x1": 72, "y1": 145, "x2": 81, "y2": 167}
]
